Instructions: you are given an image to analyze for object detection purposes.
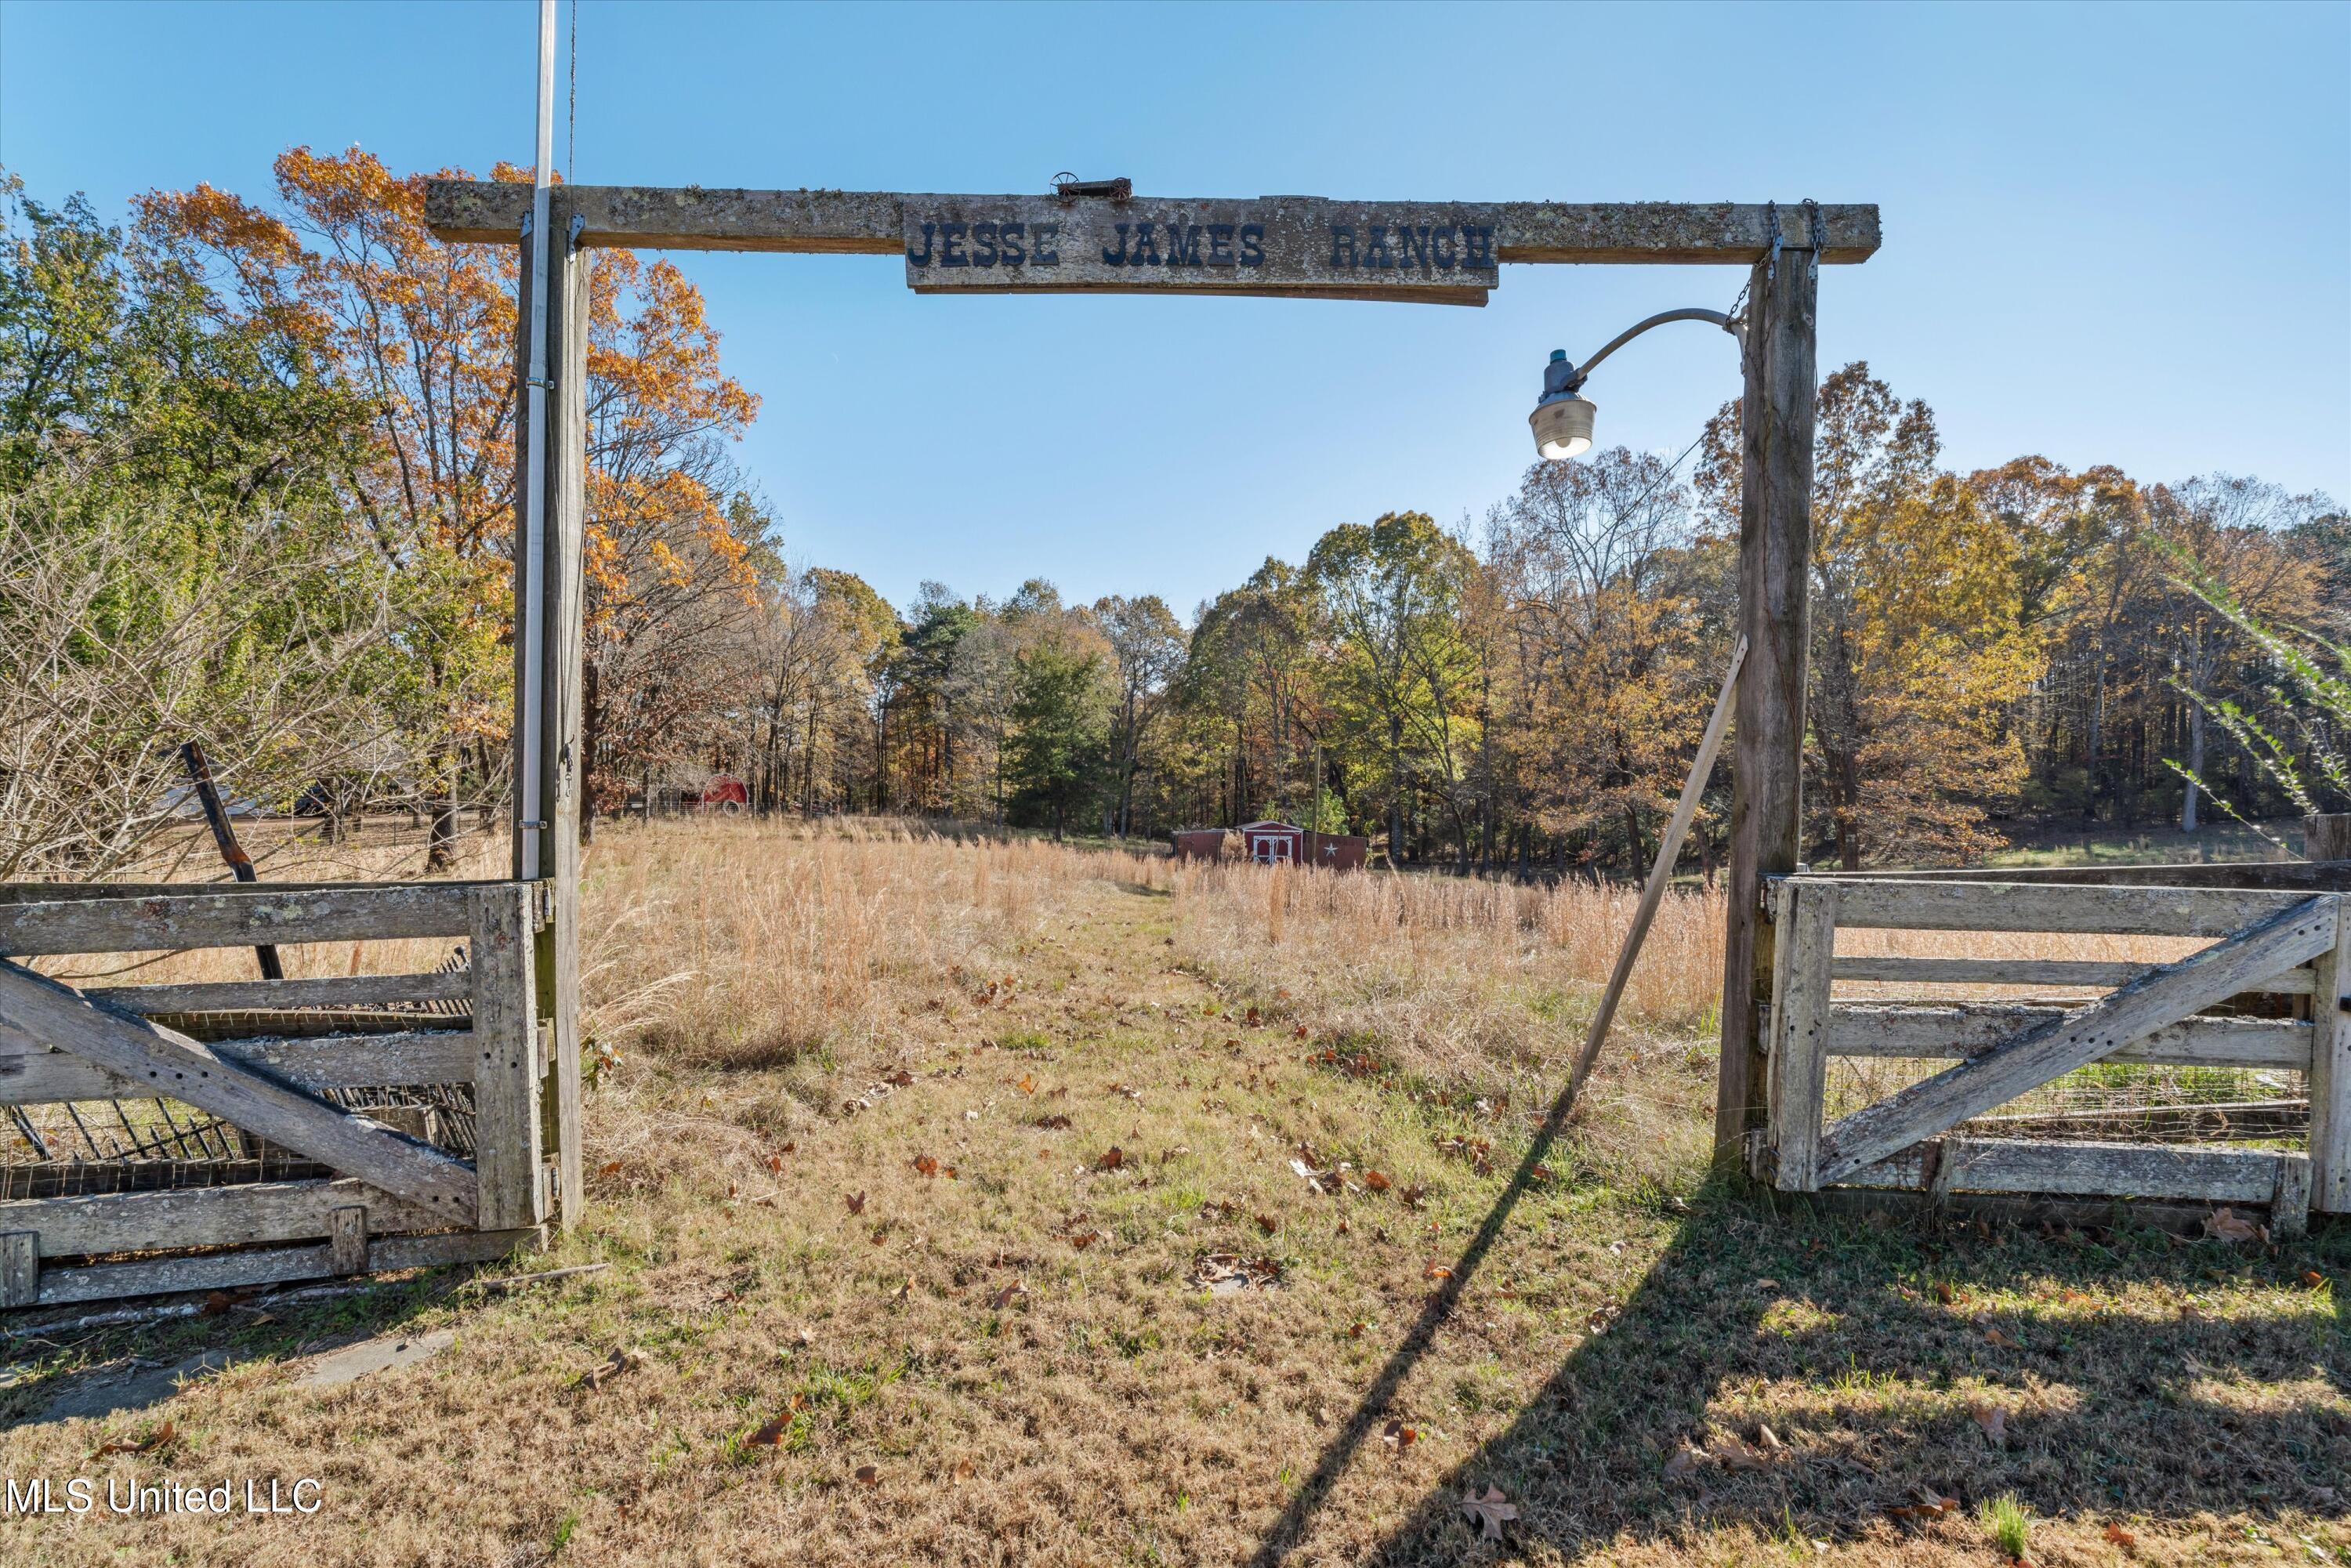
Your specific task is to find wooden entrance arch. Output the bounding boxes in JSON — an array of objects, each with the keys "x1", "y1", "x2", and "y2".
[{"x1": 425, "y1": 179, "x2": 1883, "y2": 1168}]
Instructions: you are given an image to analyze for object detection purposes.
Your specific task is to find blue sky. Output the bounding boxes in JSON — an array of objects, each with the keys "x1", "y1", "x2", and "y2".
[{"x1": 3, "y1": 0, "x2": 2345, "y2": 617}]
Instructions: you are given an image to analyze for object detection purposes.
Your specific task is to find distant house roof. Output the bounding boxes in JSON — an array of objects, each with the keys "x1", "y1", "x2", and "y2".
[{"x1": 1238, "y1": 820, "x2": 1301, "y2": 833}]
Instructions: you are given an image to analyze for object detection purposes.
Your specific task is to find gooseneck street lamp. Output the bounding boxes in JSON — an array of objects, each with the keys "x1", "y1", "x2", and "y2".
[{"x1": 1529, "y1": 307, "x2": 1744, "y2": 460}]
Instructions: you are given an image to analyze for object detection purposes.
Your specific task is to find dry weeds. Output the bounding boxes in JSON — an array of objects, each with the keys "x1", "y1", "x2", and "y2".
[{"x1": 0, "y1": 820, "x2": 2342, "y2": 1568}]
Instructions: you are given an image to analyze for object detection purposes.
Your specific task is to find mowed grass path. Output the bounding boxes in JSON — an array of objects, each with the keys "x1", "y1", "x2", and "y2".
[{"x1": 1, "y1": 832, "x2": 2346, "y2": 1566}]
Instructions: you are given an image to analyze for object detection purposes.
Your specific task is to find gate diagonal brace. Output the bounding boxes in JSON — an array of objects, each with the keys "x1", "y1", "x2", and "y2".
[
  {"x1": 0, "y1": 961, "x2": 479, "y2": 1220},
  {"x1": 1815, "y1": 896, "x2": 2340, "y2": 1188}
]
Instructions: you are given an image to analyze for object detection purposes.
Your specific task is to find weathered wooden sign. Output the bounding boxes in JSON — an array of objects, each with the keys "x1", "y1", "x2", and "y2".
[
  {"x1": 426, "y1": 182, "x2": 1883, "y2": 277},
  {"x1": 900, "y1": 196, "x2": 1499, "y2": 305}
]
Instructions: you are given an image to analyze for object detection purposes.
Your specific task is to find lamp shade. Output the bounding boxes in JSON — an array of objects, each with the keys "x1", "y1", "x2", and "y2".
[{"x1": 1530, "y1": 394, "x2": 1596, "y2": 461}]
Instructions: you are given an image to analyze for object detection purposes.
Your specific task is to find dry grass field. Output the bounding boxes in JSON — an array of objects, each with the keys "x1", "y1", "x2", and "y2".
[{"x1": 1, "y1": 818, "x2": 2346, "y2": 1567}]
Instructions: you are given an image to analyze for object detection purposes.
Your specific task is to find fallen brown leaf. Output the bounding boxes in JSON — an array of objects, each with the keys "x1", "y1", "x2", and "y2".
[
  {"x1": 1423, "y1": 1262, "x2": 1452, "y2": 1280},
  {"x1": 2203, "y1": 1206, "x2": 2259, "y2": 1243},
  {"x1": 1716, "y1": 1435, "x2": 1769, "y2": 1471},
  {"x1": 1663, "y1": 1440, "x2": 1709, "y2": 1478},
  {"x1": 1256, "y1": 1213, "x2": 1280, "y2": 1235},
  {"x1": 577, "y1": 1349, "x2": 644, "y2": 1391},
  {"x1": 1933, "y1": 1280, "x2": 1956, "y2": 1305},
  {"x1": 846, "y1": 1190, "x2": 867, "y2": 1215},
  {"x1": 2105, "y1": 1521, "x2": 2138, "y2": 1550},
  {"x1": 88, "y1": 1420, "x2": 173, "y2": 1461},
  {"x1": 1984, "y1": 1325, "x2": 2020, "y2": 1349},
  {"x1": 746, "y1": 1415, "x2": 792, "y2": 1447},
  {"x1": 1459, "y1": 1484, "x2": 1517, "y2": 1541},
  {"x1": 1969, "y1": 1397, "x2": 2008, "y2": 1447},
  {"x1": 1886, "y1": 1495, "x2": 1960, "y2": 1521},
  {"x1": 912, "y1": 1153, "x2": 939, "y2": 1177},
  {"x1": 600, "y1": 1161, "x2": 624, "y2": 1177},
  {"x1": 1097, "y1": 1146, "x2": 1125, "y2": 1171},
  {"x1": 1380, "y1": 1418, "x2": 1417, "y2": 1453},
  {"x1": 1364, "y1": 1170, "x2": 1391, "y2": 1193},
  {"x1": 2302, "y1": 1270, "x2": 2326, "y2": 1289},
  {"x1": 854, "y1": 1464, "x2": 878, "y2": 1485},
  {"x1": 1016, "y1": 1074, "x2": 1035, "y2": 1095}
]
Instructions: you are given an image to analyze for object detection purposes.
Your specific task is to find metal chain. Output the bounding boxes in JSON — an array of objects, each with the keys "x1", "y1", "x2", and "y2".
[
  {"x1": 1803, "y1": 197, "x2": 1825, "y2": 282},
  {"x1": 1762, "y1": 200, "x2": 1782, "y2": 284}
]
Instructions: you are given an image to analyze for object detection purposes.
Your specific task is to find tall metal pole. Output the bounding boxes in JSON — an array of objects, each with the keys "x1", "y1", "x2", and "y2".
[{"x1": 516, "y1": 0, "x2": 556, "y2": 882}]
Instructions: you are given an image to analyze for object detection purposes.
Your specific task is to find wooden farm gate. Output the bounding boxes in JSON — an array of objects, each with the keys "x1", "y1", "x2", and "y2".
[
  {"x1": 1759, "y1": 868, "x2": 2350, "y2": 1230},
  {"x1": 0, "y1": 881, "x2": 579, "y2": 1309}
]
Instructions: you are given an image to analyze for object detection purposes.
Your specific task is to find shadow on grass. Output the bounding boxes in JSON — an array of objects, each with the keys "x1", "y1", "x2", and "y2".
[
  {"x1": 1246, "y1": 1093, "x2": 2348, "y2": 1563},
  {"x1": 0, "y1": 1267, "x2": 465, "y2": 1430},
  {"x1": 1353, "y1": 1202, "x2": 2343, "y2": 1561}
]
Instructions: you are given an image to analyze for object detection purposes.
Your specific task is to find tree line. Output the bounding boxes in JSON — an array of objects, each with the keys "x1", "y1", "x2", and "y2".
[
  {"x1": 4, "y1": 155, "x2": 2342, "y2": 878},
  {"x1": 740, "y1": 399, "x2": 2341, "y2": 873}
]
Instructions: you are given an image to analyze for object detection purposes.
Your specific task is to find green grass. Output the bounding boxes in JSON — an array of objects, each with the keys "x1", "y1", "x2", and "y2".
[
  {"x1": 1980, "y1": 1493, "x2": 2032, "y2": 1560},
  {"x1": 1974, "y1": 819, "x2": 2297, "y2": 868}
]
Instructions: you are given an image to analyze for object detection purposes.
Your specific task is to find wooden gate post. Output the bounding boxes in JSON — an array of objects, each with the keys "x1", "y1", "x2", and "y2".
[
  {"x1": 2310, "y1": 893, "x2": 2351, "y2": 1214},
  {"x1": 513, "y1": 190, "x2": 589, "y2": 1229},
  {"x1": 1715, "y1": 239, "x2": 1818, "y2": 1171}
]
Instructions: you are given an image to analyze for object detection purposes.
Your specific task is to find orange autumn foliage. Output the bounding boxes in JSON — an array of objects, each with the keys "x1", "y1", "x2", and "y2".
[{"x1": 137, "y1": 144, "x2": 763, "y2": 664}]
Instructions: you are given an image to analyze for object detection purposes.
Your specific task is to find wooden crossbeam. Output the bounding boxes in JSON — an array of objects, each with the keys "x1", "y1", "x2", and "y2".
[
  {"x1": 1842, "y1": 1137, "x2": 2302, "y2": 1205},
  {"x1": 1824, "y1": 1006, "x2": 2312, "y2": 1070},
  {"x1": 0, "y1": 1178, "x2": 445, "y2": 1258},
  {"x1": 1814, "y1": 896, "x2": 2340, "y2": 1187},
  {"x1": 1828, "y1": 955, "x2": 2317, "y2": 994},
  {"x1": 425, "y1": 182, "x2": 1882, "y2": 265},
  {"x1": 0, "y1": 1027, "x2": 474, "y2": 1104},
  {"x1": 0, "y1": 883, "x2": 479, "y2": 958},
  {"x1": 0, "y1": 961, "x2": 477, "y2": 1219},
  {"x1": 85, "y1": 971, "x2": 470, "y2": 1014},
  {"x1": 1818, "y1": 878, "x2": 2314, "y2": 937}
]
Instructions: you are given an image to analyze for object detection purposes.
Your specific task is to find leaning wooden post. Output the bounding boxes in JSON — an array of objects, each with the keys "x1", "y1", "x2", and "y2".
[
  {"x1": 1714, "y1": 234, "x2": 1818, "y2": 1172},
  {"x1": 513, "y1": 190, "x2": 589, "y2": 1229}
]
